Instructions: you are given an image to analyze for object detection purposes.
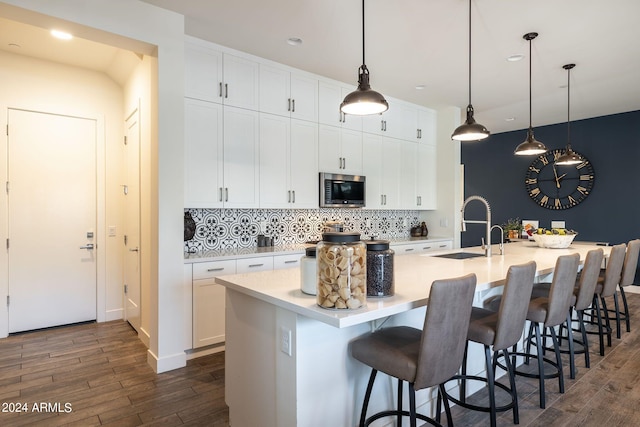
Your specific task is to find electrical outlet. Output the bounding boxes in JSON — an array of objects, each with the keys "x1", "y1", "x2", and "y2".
[
  {"x1": 280, "y1": 327, "x2": 292, "y2": 356},
  {"x1": 108, "y1": 226, "x2": 117, "y2": 237},
  {"x1": 440, "y1": 218, "x2": 449, "y2": 228},
  {"x1": 260, "y1": 220, "x2": 268, "y2": 233},
  {"x1": 365, "y1": 218, "x2": 371, "y2": 228}
]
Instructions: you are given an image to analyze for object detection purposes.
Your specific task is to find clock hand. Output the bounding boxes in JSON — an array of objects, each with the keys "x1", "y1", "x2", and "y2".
[{"x1": 552, "y1": 164, "x2": 561, "y2": 188}]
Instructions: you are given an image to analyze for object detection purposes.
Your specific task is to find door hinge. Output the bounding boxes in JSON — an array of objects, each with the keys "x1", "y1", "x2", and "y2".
[
  {"x1": 124, "y1": 284, "x2": 128, "y2": 294},
  {"x1": 124, "y1": 135, "x2": 127, "y2": 145},
  {"x1": 124, "y1": 235, "x2": 128, "y2": 245}
]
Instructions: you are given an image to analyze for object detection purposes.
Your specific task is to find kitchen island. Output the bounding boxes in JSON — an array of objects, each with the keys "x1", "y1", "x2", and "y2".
[{"x1": 216, "y1": 241, "x2": 609, "y2": 427}]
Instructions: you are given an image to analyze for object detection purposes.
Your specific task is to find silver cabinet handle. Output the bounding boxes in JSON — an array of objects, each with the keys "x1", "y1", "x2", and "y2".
[
  {"x1": 423, "y1": 246, "x2": 432, "y2": 250},
  {"x1": 405, "y1": 248, "x2": 414, "y2": 252},
  {"x1": 292, "y1": 99, "x2": 295, "y2": 112},
  {"x1": 219, "y1": 82, "x2": 223, "y2": 98},
  {"x1": 381, "y1": 194, "x2": 384, "y2": 205},
  {"x1": 439, "y1": 244, "x2": 447, "y2": 248},
  {"x1": 225, "y1": 188, "x2": 229, "y2": 202},
  {"x1": 381, "y1": 120, "x2": 384, "y2": 131},
  {"x1": 219, "y1": 187, "x2": 223, "y2": 202},
  {"x1": 224, "y1": 83, "x2": 228, "y2": 98},
  {"x1": 284, "y1": 260, "x2": 298, "y2": 264},
  {"x1": 292, "y1": 190, "x2": 295, "y2": 203},
  {"x1": 342, "y1": 158, "x2": 346, "y2": 169},
  {"x1": 288, "y1": 190, "x2": 291, "y2": 203},
  {"x1": 207, "y1": 267, "x2": 224, "y2": 272},
  {"x1": 248, "y1": 263, "x2": 264, "y2": 268},
  {"x1": 288, "y1": 98, "x2": 291, "y2": 112},
  {"x1": 129, "y1": 247, "x2": 139, "y2": 252},
  {"x1": 80, "y1": 243, "x2": 94, "y2": 250}
]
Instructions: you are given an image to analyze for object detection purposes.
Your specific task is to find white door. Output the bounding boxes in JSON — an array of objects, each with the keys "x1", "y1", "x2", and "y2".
[
  {"x1": 7, "y1": 109, "x2": 97, "y2": 333},
  {"x1": 124, "y1": 109, "x2": 141, "y2": 333}
]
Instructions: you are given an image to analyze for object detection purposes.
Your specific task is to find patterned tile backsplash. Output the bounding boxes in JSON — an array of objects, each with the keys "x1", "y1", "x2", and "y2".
[{"x1": 184, "y1": 208, "x2": 421, "y2": 252}]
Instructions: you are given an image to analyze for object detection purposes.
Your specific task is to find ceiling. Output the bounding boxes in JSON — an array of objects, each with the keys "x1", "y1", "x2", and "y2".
[
  {"x1": 1, "y1": 1, "x2": 638, "y2": 135},
  {"x1": 140, "y1": 0, "x2": 640, "y2": 134}
]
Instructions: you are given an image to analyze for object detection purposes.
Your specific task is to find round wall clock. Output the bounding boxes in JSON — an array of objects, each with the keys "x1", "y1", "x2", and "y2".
[{"x1": 524, "y1": 149, "x2": 595, "y2": 210}]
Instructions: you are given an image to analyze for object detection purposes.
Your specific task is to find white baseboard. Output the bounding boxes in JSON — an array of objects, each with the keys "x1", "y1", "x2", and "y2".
[
  {"x1": 104, "y1": 308, "x2": 123, "y2": 322},
  {"x1": 186, "y1": 343, "x2": 225, "y2": 360},
  {"x1": 147, "y1": 349, "x2": 187, "y2": 373}
]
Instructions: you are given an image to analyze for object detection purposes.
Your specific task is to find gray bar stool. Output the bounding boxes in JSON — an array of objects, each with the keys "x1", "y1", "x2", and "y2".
[
  {"x1": 350, "y1": 273, "x2": 477, "y2": 427},
  {"x1": 530, "y1": 248, "x2": 604, "y2": 378},
  {"x1": 442, "y1": 261, "x2": 536, "y2": 427},
  {"x1": 590, "y1": 243, "x2": 627, "y2": 350},
  {"x1": 615, "y1": 239, "x2": 640, "y2": 336},
  {"x1": 488, "y1": 253, "x2": 580, "y2": 409}
]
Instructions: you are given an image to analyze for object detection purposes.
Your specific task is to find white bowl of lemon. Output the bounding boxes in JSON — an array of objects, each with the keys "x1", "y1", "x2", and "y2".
[{"x1": 531, "y1": 229, "x2": 578, "y2": 249}]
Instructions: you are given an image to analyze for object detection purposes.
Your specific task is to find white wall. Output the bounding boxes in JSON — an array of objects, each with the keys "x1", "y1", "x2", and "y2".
[
  {"x1": 0, "y1": 0, "x2": 186, "y2": 373},
  {"x1": 0, "y1": 49, "x2": 126, "y2": 336}
]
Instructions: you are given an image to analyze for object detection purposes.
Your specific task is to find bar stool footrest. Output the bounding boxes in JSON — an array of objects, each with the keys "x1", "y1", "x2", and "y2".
[{"x1": 442, "y1": 374, "x2": 517, "y2": 414}]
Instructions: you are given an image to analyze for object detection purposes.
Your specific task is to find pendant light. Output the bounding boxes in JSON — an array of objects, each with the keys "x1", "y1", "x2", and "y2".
[
  {"x1": 451, "y1": 0, "x2": 490, "y2": 141},
  {"x1": 340, "y1": 0, "x2": 388, "y2": 116},
  {"x1": 556, "y1": 64, "x2": 583, "y2": 165},
  {"x1": 514, "y1": 32, "x2": 547, "y2": 155}
]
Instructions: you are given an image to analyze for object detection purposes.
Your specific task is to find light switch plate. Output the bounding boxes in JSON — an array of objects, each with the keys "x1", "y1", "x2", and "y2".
[{"x1": 551, "y1": 221, "x2": 566, "y2": 229}]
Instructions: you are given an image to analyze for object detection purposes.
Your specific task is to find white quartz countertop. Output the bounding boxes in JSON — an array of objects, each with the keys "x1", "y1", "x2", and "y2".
[
  {"x1": 215, "y1": 241, "x2": 610, "y2": 328},
  {"x1": 184, "y1": 236, "x2": 452, "y2": 263}
]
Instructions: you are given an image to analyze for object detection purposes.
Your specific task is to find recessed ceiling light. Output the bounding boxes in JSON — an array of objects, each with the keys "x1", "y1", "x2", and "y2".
[
  {"x1": 286, "y1": 37, "x2": 302, "y2": 46},
  {"x1": 506, "y1": 54, "x2": 524, "y2": 62},
  {"x1": 415, "y1": 84, "x2": 426, "y2": 90},
  {"x1": 505, "y1": 117, "x2": 516, "y2": 122},
  {"x1": 51, "y1": 29, "x2": 73, "y2": 40}
]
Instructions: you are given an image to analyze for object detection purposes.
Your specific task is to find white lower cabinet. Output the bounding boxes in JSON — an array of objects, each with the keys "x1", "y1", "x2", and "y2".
[
  {"x1": 391, "y1": 240, "x2": 453, "y2": 255},
  {"x1": 192, "y1": 260, "x2": 236, "y2": 349},
  {"x1": 273, "y1": 253, "x2": 302, "y2": 269},
  {"x1": 236, "y1": 256, "x2": 274, "y2": 274}
]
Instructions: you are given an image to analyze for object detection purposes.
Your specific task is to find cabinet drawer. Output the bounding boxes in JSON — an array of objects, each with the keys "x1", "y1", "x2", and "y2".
[
  {"x1": 193, "y1": 259, "x2": 237, "y2": 280},
  {"x1": 236, "y1": 256, "x2": 274, "y2": 273},
  {"x1": 274, "y1": 253, "x2": 302, "y2": 270}
]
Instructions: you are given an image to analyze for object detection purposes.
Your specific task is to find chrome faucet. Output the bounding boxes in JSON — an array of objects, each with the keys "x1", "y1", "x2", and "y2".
[
  {"x1": 490, "y1": 225, "x2": 504, "y2": 255},
  {"x1": 461, "y1": 195, "x2": 492, "y2": 257}
]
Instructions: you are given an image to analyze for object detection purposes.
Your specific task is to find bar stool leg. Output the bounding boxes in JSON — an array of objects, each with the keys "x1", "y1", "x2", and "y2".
[
  {"x1": 577, "y1": 309, "x2": 590, "y2": 368},
  {"x1": 593, "y1": 295, "x2": 606, "y2": 355},
  {"x1": 397, "y1": 379, "x2": 403, "y2": 427},
  {"x1": 502, "y1": 348, "x2": 520, "y2": 424},
  {"x1": 613, "y1": 292, "x2": 622, "y2": 339},
  {"x1": 549, "y1": 327, "x2": 565, "y2": 394},
  {"x1": 533, "y1": 323, "x2": 546, "y2": 408},
  {"x1": 566, "y1": 312, "x2": 576, "y2": 379},
  {"x1": 408, "y1": 382, "x2": 417, "y2": 427},
  {"x1": 620, "y1": 286, "x2": 630, "y2": 333},
  {"x1": 600, "y1": 296, "x2": 613, "y2": 347},
  {"x1": 438, "y1": 384, "x2": 454, "y2": 427},
  {"x1": 359, "y1": 369, "x2": 377, "y2": 427},
  {"x1": 460, "y1": 342, "x2": 469, "y2": 403}
]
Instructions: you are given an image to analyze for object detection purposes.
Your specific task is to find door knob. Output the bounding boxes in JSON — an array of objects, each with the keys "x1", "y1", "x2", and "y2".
[
  {"x1": 129, "y1": 247, "x2": 139, "y2": 252},
  {"x1": 80, "y1": 243, "x2": 94, "y2": 250}
]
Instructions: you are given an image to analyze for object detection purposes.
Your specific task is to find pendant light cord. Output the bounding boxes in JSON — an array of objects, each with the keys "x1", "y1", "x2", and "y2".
[
  {"x1": 528, "y1": 37, "x2": 532, "y2": 129},
  {"x1": 467, "y1": 0, "x2": 472, "y2": 106},
  {"x1": 566, "y1": 66, "x2": 571, "y2": 149},
  {"x1": 362, "y1": 0, "x2": 366, "y2": 66}
]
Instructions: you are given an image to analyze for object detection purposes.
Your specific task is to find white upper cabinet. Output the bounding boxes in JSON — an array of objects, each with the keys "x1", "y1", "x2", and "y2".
[
  {"x1": 399, "y1": 140, "x2": 419, "y2": 209},
  {"x1": 417, "y1": 107, "x2": 437, "y2": 144},
  {"x1": 362, "y1": 134, "x2": 401, "y2": 209},
  {"x1": 259, "y1": 114, "x2": 319, "y2": 209},
  {"x1": 260, "y1": 64, "x2": 318, "y2": 122},
  {"x1": 185, "y1": 38, "x2": 259, "y2": 110},
  {"x1": 223, "y1": 106, "x2": 260, "y2": 207},
  {"x1": 318, "y1": 124, "x2": 363, "y2": 175},
  {"x1": 416, "y1": 143, "x2": 437, "y2": 209},
  {"x1": 318, "y1": 80, "x2": 362, "y2": 131},
  {"x1": 184, "y1": 98, "x2": 224, "y2": 208}
]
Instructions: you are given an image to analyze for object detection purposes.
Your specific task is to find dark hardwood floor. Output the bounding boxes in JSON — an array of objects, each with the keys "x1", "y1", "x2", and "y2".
[{"x1": 0, "y1": 290, "x2": 639, "y2": 426}]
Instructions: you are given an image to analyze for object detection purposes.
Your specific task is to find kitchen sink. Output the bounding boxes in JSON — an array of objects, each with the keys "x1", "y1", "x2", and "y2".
[{"x1": 433, "y1": 252, "x2": 485, "y2": 260}]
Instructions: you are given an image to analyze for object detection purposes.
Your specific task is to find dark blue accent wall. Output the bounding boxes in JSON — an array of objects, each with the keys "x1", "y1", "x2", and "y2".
[{"x1": 461, "y1": 111, "x2": 640, "y2": 262}]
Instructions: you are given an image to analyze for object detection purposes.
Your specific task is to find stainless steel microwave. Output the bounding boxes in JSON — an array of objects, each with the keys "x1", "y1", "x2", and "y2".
[{"x1": 319, "y1": 172, "x2": 366, "y2": 208}]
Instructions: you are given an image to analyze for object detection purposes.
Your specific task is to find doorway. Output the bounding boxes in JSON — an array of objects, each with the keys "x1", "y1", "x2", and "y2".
[{"x1": 7, "y1": 108, "x2": 97, "y2": 333}]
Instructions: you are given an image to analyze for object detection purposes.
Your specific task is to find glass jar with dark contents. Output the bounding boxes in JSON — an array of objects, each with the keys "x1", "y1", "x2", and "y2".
[{"x1": 365, "y1": 240, "x2": 394, "y2": 297}]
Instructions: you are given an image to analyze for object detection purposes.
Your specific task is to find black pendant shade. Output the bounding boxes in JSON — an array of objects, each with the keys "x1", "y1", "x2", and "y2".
[
  {"x1": 556, "y1": 64, "x2": 583, "y2": 165},
  {"x1": 452, "y1": 0, "x2": 490, "y2": 141},
  {"x1": 340, "y1": 0, "x2": 388, "y2": 116},
  {"x1": 514, "y1": 32, "x2": 547, "y2": 155}
]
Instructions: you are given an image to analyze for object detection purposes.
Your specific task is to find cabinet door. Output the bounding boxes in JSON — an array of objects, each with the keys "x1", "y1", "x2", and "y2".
[
  {"x1": 362, "y1": 114, "x2": 385, "y2": 135},
  {"x1": 340, "y1": 86, "x2": 362, "y2": 131},
  {"x1": 362, "y1": 133, "x2": 383, "y2": 209},
  {"x1": 318, "y1": 124, "x2": 342, "y2": 173},
  {"x1": 318, "y1": 80, "x2": 343, "y2": 127},
  {"x1": 185, "y1": 41, "x2": 223, "y2": 103},
  {"x1": 259, "y1": 113, "x2": 291, "y2": 208},
  {"x1": 222, "y1": 53, "x2": 259, "y2": 110},
  {"x1": 223, "y1": 106, "x2": 260, "y2": 207},
  {"x1": 290, "y1": 73, "x2": 318, "y2": 122},
  {"x1": 290, "y1": 119, "x2": 319, "y2": 208},
  {"x1": 184, "y1": 99, "x2": 224, "y2": 208},
  {"x1": 417, "y1": 107, "x2": 437, "y2": 144},
  {"x1": 273, "y1": 253, "x2": 302, "y2": 270},
  {"x1": 340, "y1": 128, "x2": 363, "y2": 175},
  {"x1": 393, "y1": 101, "x2": 419, "y2": 141},
  {"x1": 381, "y1": 137, "x2": 401, "y2": 208},
  {"x1": 259, "y1": 64, "x2": 291, "y2": 117},
  {"x1": 417, "y1": 143, "x2": 437, "y2": 209},
  {"x1": 236, "y1": 256, "x2": 274, "y2": 274},
  {"x1": 192, "y1": 259, "x2": 236, "y2": 349},
  {"x1": 399, "y1": 140, "x2": 418, "y2": 208}
]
